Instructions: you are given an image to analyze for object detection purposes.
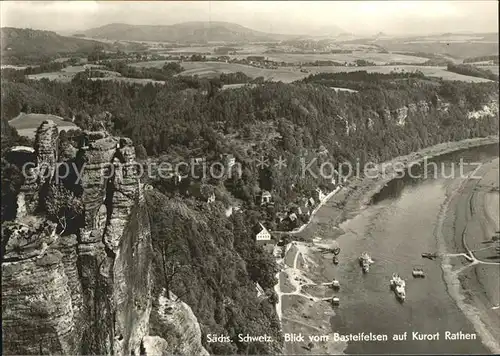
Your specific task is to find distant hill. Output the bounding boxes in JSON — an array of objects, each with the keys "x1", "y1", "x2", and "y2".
[
  {"x1": 1, "y1": 27, "x2": 147, "y2": 64},
  {"x1": 84, "y1": 22, "x2": 300, "y2": 43},
  {"x1": 1, "y1": 27, "x2": 112, "y2": 56},
  {"x1": 339, "y1": 32, "x2": 499, "y2": 59}
]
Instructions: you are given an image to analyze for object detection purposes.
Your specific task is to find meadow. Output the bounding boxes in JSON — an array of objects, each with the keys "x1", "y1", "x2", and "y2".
[
  {"x1": 228, "y1": 51, "x2": 429, "y2": 65},
  {"x1": 302, "y1": 65, "x2": 494, "y2": 82},
  {"x1": 132, "y1": 60, "x2": 308, "y2": 82},
  {"x1": 24, "y1": 59, "x2": 495, "y2": 85},
  {"x1": 9, "y1": 113, "x2": 77, "y2": 138},
  {"x1": 482, "y1": 65, "x2": 499, "y2": 74},
  {"x1": 90, "y1": 77, "x2": 165, "y2": 85},
  {"x1": 132, "y1": 61, "x2": 492, "y2": 83}
]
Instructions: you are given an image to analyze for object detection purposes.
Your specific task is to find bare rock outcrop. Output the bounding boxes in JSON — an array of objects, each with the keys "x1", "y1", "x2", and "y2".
[
  {"x1": 2, "y1": 217, "x2": 79, "y2": 354},
  {"x1": 147, "y1": 290, "x2": 210, "y2": 356},
  {"x1": 2, "y1": 120, "x2": 207, "y2": 356},
  {"x1": 34, "y1": 120, "x2": 58, "y2": 184}
]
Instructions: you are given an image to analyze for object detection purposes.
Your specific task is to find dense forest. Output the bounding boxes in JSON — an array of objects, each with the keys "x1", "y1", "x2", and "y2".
[
  {"x1": 1, "y1": 70, "x2": 499, "y2": 353},
  {"x1": 447, "y1": 63, "x2": 499, "y2": 81},
  {"x1": 463, "y1": 55, "x2": 499, "y2": 64}
]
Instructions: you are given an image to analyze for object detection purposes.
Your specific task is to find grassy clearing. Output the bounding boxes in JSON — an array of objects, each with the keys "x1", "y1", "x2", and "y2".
[
  {"x1": 9, "y1": 113, "x2": 78, "y2": 138},
  {"x1": 91, "y1": 77, "x2": 165, "y2": 85},
  {"x1": 26, "y1": 65, "x2": 108, "y2": 83},
  {"x1": 233, "y1": 51, "x2": 429, "y2": 65},
  {"x1": 221, "y1": 83, "x2": 257, "y2": 90},
  {"x1": 482, "y1": 65, "x2": 499, "y2": 75},
  {"x1": 171, "y1": 61, "x2": 306, "y2": 82},
  {"x1": 302, "y1": 65, "x2": 494, "y2": 82},
  {"x1": 27, "y1": 72, "x2": 75, "y2": 83},
  {"x1": 61, "y1": 65, "x2": 104, "y2": 73}
]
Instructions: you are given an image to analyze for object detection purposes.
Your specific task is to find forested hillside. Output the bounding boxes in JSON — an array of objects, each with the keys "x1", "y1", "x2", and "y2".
[{"x1": 1, "y1": 71, "x2": 498, "y2": 353}]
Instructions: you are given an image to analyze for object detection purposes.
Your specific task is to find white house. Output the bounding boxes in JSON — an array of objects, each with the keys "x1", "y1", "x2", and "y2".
[
  {"x1": 255, "y1": 282, "x2": 265, "y2": 298},
  {"x1": 207, "y1": 193, "x2": 216, "y2": 204},
  {"x1": 256, "y1": 223, "x2": 272, "y2": 241},
  {"x1": 222, "y1": 153, "x2": 236, "y2": 169},
  {"x1": 315, "y1": 188, "x2": 326, "y2": 201},
  {"x1": 260, "y1": 190, "x2": 272, "y2": 205}
]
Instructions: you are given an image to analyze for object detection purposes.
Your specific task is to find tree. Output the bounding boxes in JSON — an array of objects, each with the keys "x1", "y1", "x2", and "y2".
[
  {"x1": 1, "y1": 159, "x2": 24, "y2": 222},
  {"x1": 152, "y1": 226, "x2": 191, "y2": 300},
  {"x1": 45, "y1": 184, "x2": 83, "y2": 234}
]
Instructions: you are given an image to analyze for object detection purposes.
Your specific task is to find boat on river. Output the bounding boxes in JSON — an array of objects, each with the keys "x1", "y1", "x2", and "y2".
[
  {"x1": 422, "y1": 252, "x2": 438, "y2": 260},
  {"x1": 412, "y1": 268, "x2": 425, "y2": 278},
  {"x1": 331, "y1": 279, "x2": 340, "y2": 289},
  {"x1": 390, "y1": 273, "x2": 406, "y2": 301},
  {"x1": 331, "y1": 296, "x2": 340, "y2": 306},
  {"x1": 359, "y1": 252, "x2": 372, "y2": 273}
]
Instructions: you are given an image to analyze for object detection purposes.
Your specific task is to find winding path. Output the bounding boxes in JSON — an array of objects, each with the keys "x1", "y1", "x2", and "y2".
[
  {"x1": 274, "y1": 241, "x2": 334, "y2": 324},
  {"x1": 443, "y1": 162, "x2": 500, "y2": 268}
]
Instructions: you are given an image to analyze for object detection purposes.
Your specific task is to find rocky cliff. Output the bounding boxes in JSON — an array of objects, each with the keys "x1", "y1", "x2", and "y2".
[{"x1": 1, "y1": 120, "x2": 208, "y2": 355}]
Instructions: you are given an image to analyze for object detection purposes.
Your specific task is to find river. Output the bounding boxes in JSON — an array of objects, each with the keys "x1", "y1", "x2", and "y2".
[{"x1": 308, "y1": 144, "x2": 499, "y2": 354}]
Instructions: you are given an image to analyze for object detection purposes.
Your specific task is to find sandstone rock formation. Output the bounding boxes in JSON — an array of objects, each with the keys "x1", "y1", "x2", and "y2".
[
  {"x1": 147, "y1": 290, "x2": 210, "y2": 356},
  {"x1": 1, "y1": 120, "x2": 208, "y2": 355}
]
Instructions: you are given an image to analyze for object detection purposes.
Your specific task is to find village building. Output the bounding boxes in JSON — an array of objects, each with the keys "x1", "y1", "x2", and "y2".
[
  {"x1": 207, "y1": 193, "x2": 216, "y2": 204},
  {"x1": 276, "y1": 212, "x2": 287, "y2": 223},
  {"x1": 256, "y1": 223, "x2": 272, "y2": 242},
  {"x1": 255, "y1": 282, "x2": 265, "y2": 298},
  {"x1": 221, "y1": 153, "x2": 236, "y2": 169},
  {"x1": 173, "y1": 172, "x2": 182, "y2": 185},
  {"x1": 317, "y1": 145, "x2": 329, "y2": 156},
  {"x1": 315, "y1": 188, "x2": 326, "y2": 201},
  {"x1": 260, "y1": 190, "x2": 272, "y2": 205},
  {"x1": 273, "y1": 245, "x2": 285, "y2": 258},
  {"x1": 288, "y1": 213, "x2": 298, "y2": 222}
]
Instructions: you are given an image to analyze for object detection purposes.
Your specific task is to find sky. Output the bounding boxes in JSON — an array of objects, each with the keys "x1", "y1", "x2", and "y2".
[{"x1": 1, "y1": 1, "x2": 498, "y2": 36}]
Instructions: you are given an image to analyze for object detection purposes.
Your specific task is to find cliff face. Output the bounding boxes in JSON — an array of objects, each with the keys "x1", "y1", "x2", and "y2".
[
  {"x1": 145, "y1": 290, "x2": 210, "y2": 356},
  {"x1": 1, "y1": 120, "x2": 207, "y2": 355}
]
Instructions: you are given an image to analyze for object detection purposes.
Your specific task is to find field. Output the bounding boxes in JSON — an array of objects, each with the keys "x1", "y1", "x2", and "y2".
[
  {"x1": 302, "y1": 65, "x2": 495, "y2": 82},
  {"x1": 221, "y1": 83, "x2": 257, "y2": 90},
  {"x1": 482, "y1": 65, "x2": 499, "y2": 75},
  {"x1": 91, "y1": 77, "x2": 165, "y2": 85},
  {"x1": 1, "y1": 64, "x2": 28, "y2": 70},
  {"x1": 178, "y1": 61, "x2": 306, "y2": 82},
  {"x1": 27, "y1": 71, "x2": 75, "y2": 83},
  {"x1": 27, "y1": 65, "x2": 109, "y2": 83},
  {"x1": 60, "y1": 65, "x2": 104, "y2": 73},
  {"x1": 25, "y1": 58, "x2": 495, "y2": 85},
  {"x1": 228, "y1": 51, "x2": 429, "y2": 65},
  {"x1": 131, "y1": 61, "x2": 493, "y2": 83},
  {"x1": 132, "y1": 60, "x2": 307, "y2": 82},
  {"x1": 9, "y1": 113, "x2": 78, "y2": 138}
]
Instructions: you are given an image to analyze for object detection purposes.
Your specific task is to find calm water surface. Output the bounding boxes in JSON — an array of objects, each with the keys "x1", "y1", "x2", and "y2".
[{"x1": 319, "y1": 144, "x2": 499, "y2": 354}]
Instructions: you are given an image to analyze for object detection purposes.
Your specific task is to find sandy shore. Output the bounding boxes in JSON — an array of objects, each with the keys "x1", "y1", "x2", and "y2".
[
  {"x1": 439, "y1": 157, "x2": 500, "y2": 353},
  {"x1": 274, "y1": 136, "x2": 499, "y2": 354}
]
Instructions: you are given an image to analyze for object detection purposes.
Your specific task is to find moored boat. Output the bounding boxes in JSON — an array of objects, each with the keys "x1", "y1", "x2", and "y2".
[
  {"x1": 331, "y1": 296, "x2": 340, "y2": 306},
  {"x1": 331, "y1": 279, "x2": 340, "y2": 289},
  {"x1": 359, "y1": 252, "x2": 372, "y2": 273},
  {"x1": 422, "y1": 252, "x2": 437, "y2": 260},
  {"x1": 412, "y1": 268, "x2": 425, "y2": 278},
  {"x1": 390, "y1": 273, "x2": 406, "y2": 301}
]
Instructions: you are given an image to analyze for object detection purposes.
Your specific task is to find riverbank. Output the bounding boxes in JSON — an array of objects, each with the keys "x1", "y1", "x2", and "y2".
[
  {"x1": 275, "y1": 136, "x2": 499, "y2": 354},
  {"x1": 439, "y1": 157, "x2": 500, "y2": 353}
]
